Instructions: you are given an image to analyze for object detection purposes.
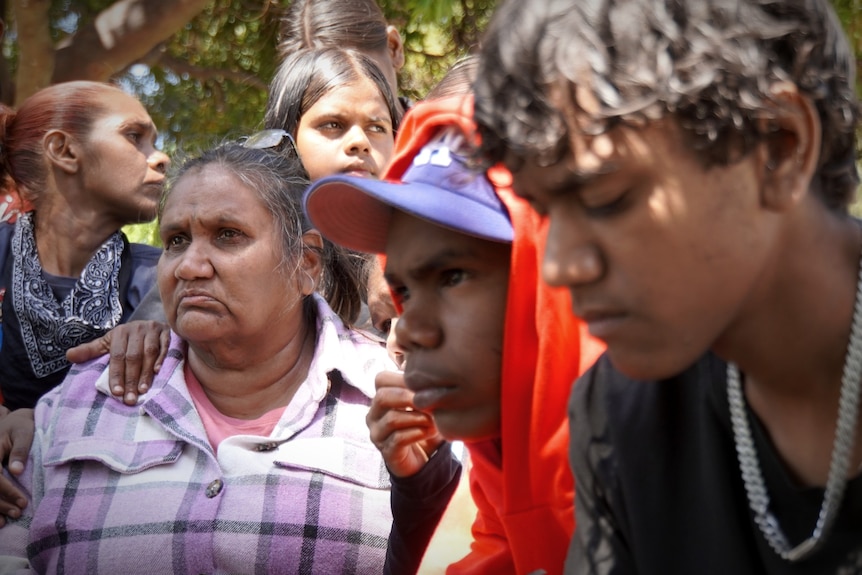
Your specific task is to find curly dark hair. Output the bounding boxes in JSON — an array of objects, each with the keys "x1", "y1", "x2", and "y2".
[{"x1": 474, "y1": 0, "x2": 859, "y2": 211}]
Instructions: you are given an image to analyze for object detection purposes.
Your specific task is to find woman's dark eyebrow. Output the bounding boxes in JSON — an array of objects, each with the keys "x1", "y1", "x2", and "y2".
[
  {"x1": 335, "y1": 112, "x2": 393, "y2": 127},
  {"x1": 120, "y1": 119, "x2": 156, "y2": 132},
  {"x1": 367, "y1": 115, "x2": 392, "y2": 125},
  {"x1": 119, "y1": 119, "x2": 159, "y2": 144}
]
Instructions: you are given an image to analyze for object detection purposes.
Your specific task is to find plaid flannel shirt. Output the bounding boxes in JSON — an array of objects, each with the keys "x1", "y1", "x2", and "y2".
[{"x1": 0, "y1": 295, "x2": 394, "y2": 574}]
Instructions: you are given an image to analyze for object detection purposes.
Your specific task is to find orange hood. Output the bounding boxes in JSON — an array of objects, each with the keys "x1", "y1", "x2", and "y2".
[{"x1": 383, "y1": 95, "x2": 605, "y2": 575}]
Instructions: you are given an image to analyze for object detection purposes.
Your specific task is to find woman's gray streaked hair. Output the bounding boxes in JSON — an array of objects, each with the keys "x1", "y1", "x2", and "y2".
[
  {"x1": 474, "y1": 0, "x2": 859, "y2": 211},
  {"x1": 159, "y1": 143, "x2": 366, "y2": 325}
]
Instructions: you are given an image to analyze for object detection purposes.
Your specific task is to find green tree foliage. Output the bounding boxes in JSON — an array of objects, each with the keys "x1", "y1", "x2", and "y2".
[
  {"x1": 833, "y1": 0, "x2": 862, "y2": 96},
  {"x1": 138, "y1": 0, "x2": 497, "y2": 152},
  {"x1": 831, "y1": 0, "x2": 862, "y2": 214},
  {"x1": 123, "y1": 0, "x2": 278, "y2": 154},
  {"x1": 384, "y1": 0, "x2": 497, "y2": 100},
  {"x1": 4, "y1": 0, "x2": 498, "y2": 156}
]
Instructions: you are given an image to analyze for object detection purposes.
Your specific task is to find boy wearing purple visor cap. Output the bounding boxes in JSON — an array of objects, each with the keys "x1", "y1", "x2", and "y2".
[
  {"x1": 304, "y1": 126, "x2": 513, "y2": 251},
  {"x1": 304, "y1": 96, "x2": 604, "y2": 575}
]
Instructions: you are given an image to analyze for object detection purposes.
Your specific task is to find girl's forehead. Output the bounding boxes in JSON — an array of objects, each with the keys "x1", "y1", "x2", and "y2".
[{"x1": 309, "y1": 78, "x2": 391, "y2": 117}]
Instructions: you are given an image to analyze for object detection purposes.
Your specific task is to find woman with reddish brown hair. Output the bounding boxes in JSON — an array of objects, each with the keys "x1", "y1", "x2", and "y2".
[{"x1": 0, "y1": 81, "x2": 169, "y2": 411}]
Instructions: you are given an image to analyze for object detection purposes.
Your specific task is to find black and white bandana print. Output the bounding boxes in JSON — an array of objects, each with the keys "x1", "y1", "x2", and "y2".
[{"x1": 12, "y1": 212, "x2": 125, "y2": 377}]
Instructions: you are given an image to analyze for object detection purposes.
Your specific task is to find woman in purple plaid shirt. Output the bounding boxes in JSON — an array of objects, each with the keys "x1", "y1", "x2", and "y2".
[{"x1": 0, "y1": 142, "x2": 396, "y2": 574}]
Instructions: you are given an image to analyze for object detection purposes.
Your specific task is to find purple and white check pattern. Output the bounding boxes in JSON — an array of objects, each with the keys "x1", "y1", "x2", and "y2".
[{"x1": 0, "y1": 295, "x2": 394, "y2": 574}]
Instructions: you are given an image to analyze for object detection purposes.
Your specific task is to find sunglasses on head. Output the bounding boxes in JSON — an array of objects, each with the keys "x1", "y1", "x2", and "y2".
[{"x1": 240, "y1": 129, "x2": 297, "y2": 154}]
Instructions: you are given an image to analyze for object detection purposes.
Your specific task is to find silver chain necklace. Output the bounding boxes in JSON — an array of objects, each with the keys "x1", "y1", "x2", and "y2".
[{"x1": 727, "y1": 251, "x2": 862, "y2": 562}]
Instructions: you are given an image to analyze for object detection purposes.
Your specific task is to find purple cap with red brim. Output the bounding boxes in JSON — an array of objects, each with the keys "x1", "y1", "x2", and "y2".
[{"x1": 303, "y1": 135, "x2": 513, "y2": 254}]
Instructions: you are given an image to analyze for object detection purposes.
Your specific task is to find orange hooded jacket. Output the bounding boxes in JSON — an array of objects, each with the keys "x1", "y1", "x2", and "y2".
[{"x1": 381, "y1": 95, "x2": 605, "y2": 574}]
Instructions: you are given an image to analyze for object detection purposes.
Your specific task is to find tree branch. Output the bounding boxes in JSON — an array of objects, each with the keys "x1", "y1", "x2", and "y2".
[
  {"x1": 156, "y1": 53, "x2": 268, "y2": 91},
  {"x1": 13, "y1": 0, "x2": 53, "y2": 103},
  {"x1": 51, "y1": 0, "x2": 210, "y2": 84}
]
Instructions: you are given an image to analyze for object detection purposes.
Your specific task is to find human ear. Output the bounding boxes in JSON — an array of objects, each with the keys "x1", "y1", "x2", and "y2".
[
  {"x1": 759, "y1": 82, "x2": 821, "y2": 212},
  {"x1": 299, "y1": 230, "x2": 324, "y2": 296},
  {"x1": 386, "y1": 26, "x2": 405, "y2": 71},
  {"x1": 43, "y1": 130, "x2": 79, "y2": 175}
]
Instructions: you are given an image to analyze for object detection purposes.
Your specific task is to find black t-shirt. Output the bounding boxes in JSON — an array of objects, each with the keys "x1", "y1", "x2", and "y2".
[{"x1": 566, "y1": 352, "x2": 862, "y2": 575}]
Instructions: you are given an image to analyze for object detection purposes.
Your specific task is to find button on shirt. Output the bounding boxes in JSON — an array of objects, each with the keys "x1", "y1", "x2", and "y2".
[{"x1": 205, "y1": 479, "x2": 224, "y2": 498}]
